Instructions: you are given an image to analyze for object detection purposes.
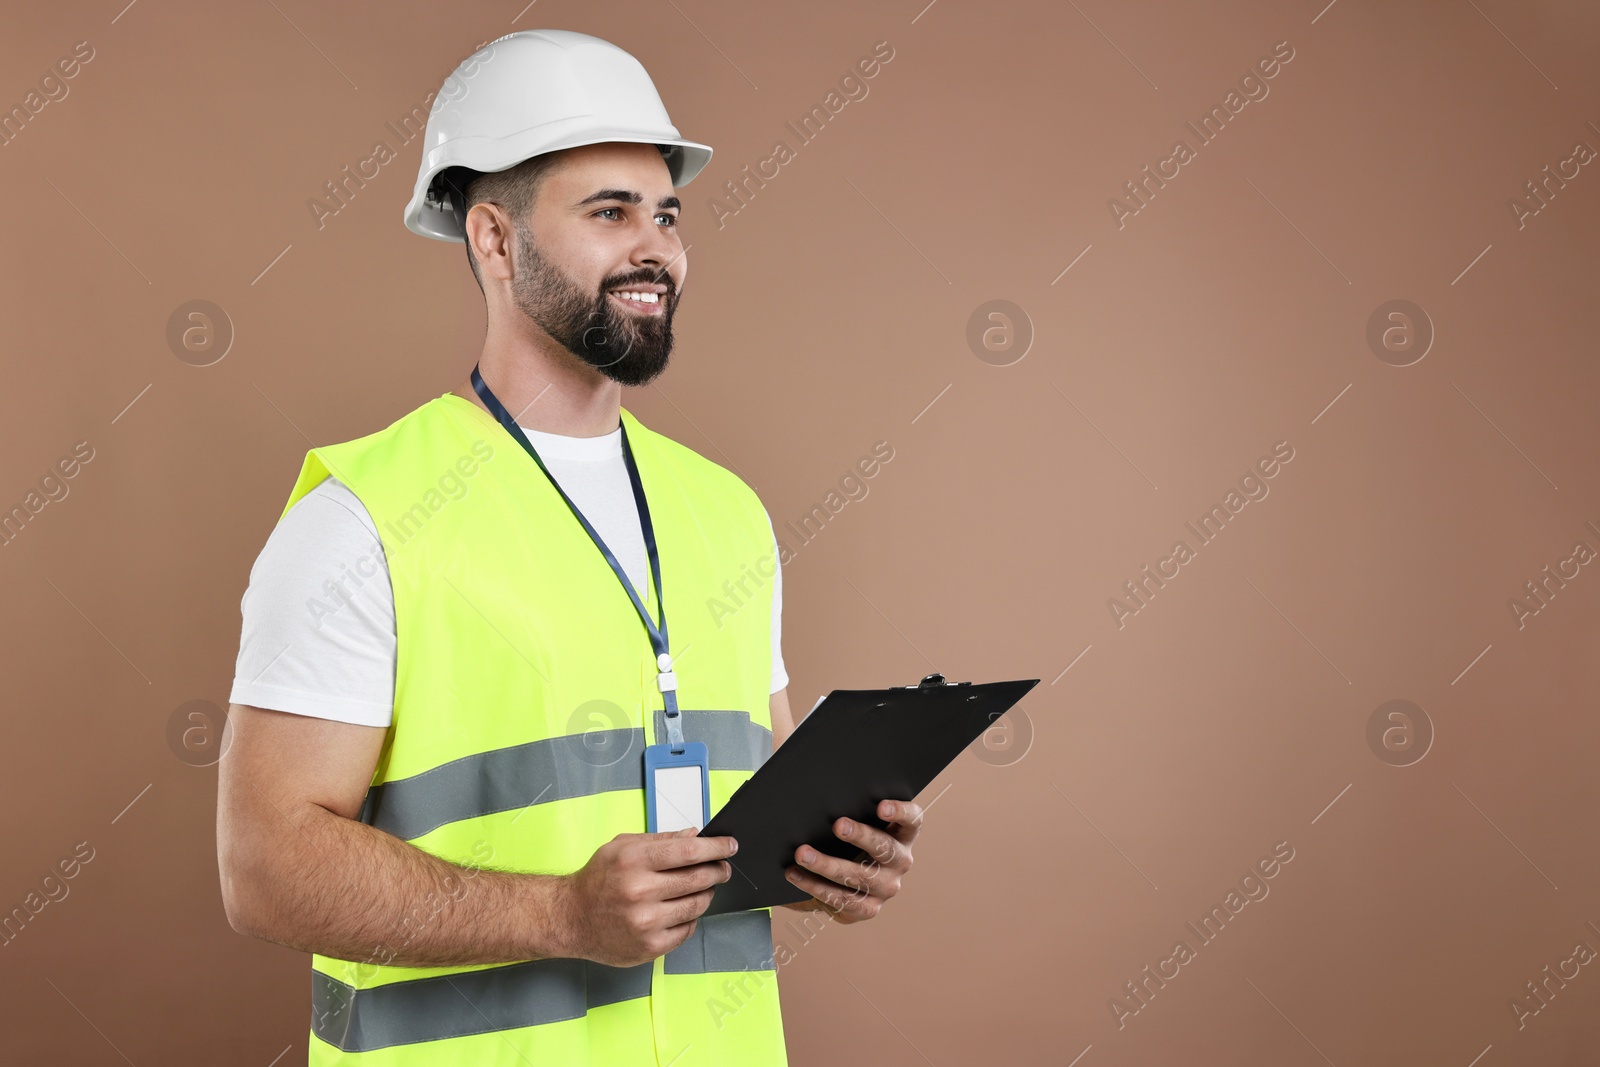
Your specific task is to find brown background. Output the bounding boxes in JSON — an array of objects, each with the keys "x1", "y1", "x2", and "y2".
[{"x1": 2, "y1": 0, "x2": 1598, "y2": 1063}]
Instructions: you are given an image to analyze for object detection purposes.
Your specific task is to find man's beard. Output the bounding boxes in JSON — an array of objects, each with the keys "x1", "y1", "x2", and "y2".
[{"x1": 509, "y1": 225, "x2": 677, "y2": 387}]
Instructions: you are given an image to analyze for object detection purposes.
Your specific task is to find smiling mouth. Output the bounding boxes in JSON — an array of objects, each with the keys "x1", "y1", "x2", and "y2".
[{"x1": 607, "y1": 291, "x2": 667, "y2": 315}]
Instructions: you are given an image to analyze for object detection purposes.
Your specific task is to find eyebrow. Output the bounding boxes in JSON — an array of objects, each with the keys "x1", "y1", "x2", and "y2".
[{"x1": 576, "y1": 189, "x2": 681, "y2": 212}]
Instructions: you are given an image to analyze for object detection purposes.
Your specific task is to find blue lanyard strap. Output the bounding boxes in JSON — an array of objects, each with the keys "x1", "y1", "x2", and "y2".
[{"x1": 470, "y1": 365, "x2": 684, "y2": 744}]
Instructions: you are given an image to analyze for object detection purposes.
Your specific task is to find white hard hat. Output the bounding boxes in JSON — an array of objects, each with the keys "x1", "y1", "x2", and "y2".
[{"x1": 403, "y1": 30, "x2": 713, "y2": 242}]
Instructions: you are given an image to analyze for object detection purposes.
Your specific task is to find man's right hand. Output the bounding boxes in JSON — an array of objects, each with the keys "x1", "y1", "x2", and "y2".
[{"x1": 557, "y1": 827, "x2": 737, "y2": 967}]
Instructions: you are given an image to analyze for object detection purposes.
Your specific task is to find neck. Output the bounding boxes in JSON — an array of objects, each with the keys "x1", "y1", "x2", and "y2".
[{"x1": 452, "y1": 318, "x2": 622, "y2": 438}]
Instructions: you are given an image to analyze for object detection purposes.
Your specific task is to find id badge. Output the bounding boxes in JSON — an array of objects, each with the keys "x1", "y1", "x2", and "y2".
[{"x1": 644, "y1": 741, "x2": 711, "y2": 832}]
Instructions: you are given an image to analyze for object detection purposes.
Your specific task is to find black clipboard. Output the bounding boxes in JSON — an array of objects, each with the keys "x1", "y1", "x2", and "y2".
[{"x1": 698, "y1": 673, "x2": 1039, "y2": 916}]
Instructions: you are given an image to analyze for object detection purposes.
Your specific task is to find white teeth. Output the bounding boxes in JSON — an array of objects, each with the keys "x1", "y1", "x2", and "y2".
[{"x1": 612, "y1": 290, "x2": 660, "y2": 304}]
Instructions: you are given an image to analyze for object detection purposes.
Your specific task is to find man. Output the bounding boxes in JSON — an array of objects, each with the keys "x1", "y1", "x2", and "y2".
[{"x1": 216, "y1": 30, "x2": 924, "y2": 1066}]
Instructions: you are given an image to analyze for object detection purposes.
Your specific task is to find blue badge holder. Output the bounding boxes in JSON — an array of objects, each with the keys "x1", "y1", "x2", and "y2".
[{"x1": 644, "y1": 740, "x2": 711, "y2": 833}]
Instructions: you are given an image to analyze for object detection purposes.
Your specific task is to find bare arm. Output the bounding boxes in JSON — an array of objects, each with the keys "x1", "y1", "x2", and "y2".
[
  {"x1": 216, "y1": 703, "x2": 574, "y2": 969},
  {"x1": 218, "y1": 703, "x2": 735, "y2": 970}
]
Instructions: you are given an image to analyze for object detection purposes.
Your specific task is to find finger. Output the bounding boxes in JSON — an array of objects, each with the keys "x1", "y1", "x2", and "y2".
[
  {"x1": 645, "y1": 830, "x2": 738, "y2": 872},
  {"x1": 784, "y1": 865, "x2": 878, "y2": 920},
  {"x1": 878, "y1": 799, "x2": 924, "y2": 844},
  {"x1": 792, "y1": 844, "x2": 891, "y2": 898},
  {"x1": 661, "y1": 885, "x2": 717, "y2": 930},
  {"x1": 834, "y1": 816, "x2": 909, "y2": 871},
  {"x1": 659, "y1": 858, "x2": 732, "y2": 900},
  {"x1": 661, "y1": 910, "x2": 702, "y2": 951}
]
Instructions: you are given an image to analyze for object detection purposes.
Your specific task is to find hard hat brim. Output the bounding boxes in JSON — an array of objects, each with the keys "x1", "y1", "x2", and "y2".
[{"x1": 403, "y1": 134, "x2": 713, "y2": 243}]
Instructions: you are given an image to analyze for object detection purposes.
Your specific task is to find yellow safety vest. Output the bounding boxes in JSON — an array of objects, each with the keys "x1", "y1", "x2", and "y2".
[{"x1": 279, "y1": 391, "x2": 787, "y2": 1066}]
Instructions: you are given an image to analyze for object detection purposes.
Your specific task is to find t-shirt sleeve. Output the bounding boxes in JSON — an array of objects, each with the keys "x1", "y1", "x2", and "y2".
[
  {"x1": 767, "y1": 509, "x2": 788, "y2": 694},
  {"x1": 229, "y1": 477, "x2": 397, "y2": 727}
]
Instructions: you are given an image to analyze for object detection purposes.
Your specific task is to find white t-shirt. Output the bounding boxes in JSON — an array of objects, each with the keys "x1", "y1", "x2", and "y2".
[{"x1": 230, "y1": 420, "x2": 787, "y2": 728}]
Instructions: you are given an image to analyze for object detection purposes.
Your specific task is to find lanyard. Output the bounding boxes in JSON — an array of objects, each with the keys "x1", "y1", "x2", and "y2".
[{"x1": 470, "y1": 364, "x2": 685, "y2": 746}]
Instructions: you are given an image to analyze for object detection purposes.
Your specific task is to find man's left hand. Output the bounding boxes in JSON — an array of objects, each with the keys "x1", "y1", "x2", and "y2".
[{"x1": 781, "y1": 799, "x2": 921, "y2": 923}]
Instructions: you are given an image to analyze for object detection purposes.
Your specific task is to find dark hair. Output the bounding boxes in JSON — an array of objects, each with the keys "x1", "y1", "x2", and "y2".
[{"x1": 436, "y1": 153, "x2": 563, "y2": 290}]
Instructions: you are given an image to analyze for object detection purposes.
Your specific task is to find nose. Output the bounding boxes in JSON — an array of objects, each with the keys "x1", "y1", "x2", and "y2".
[{"x1": 631, "y1": 216, "x2": 684, "y2": 288}]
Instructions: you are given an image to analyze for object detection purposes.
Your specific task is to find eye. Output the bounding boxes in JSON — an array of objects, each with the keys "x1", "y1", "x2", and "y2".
[
  {"x1": 595, "y1": 207, "x2": 622, "y2": 220},
  {"x1": 656, "y1": 213, "x2": 679, "y2": 227}
]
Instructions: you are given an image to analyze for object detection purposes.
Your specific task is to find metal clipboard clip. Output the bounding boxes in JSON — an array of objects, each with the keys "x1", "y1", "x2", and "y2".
[{"x1": 900, "y1": 673, "x2": 973, "y2": 689}]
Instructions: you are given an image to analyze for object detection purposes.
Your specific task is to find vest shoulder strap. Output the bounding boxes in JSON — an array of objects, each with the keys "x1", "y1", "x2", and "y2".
[{"x1": 279, "y1": 393, "x2": 769, "y2": 537}]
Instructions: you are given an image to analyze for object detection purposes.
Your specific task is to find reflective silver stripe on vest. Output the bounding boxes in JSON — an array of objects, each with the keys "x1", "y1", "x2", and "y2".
[
  {"x1": 663, "y1": 908, "x2": 775, "y2": 974},
  {"x1": 651, "y1": 708, "x2": 773, "y2": 774},
  {"x1": 312, "y1": 911, "x2": 775, "y2": 1053},
  {"x1": 358, "y1": 712, "x2": 772, "y2": 841}
]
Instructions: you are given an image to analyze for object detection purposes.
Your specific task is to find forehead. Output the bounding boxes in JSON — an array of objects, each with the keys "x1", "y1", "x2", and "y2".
[{"x1": 544, "y1": 142, "x2": 675, "y2": 198}]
